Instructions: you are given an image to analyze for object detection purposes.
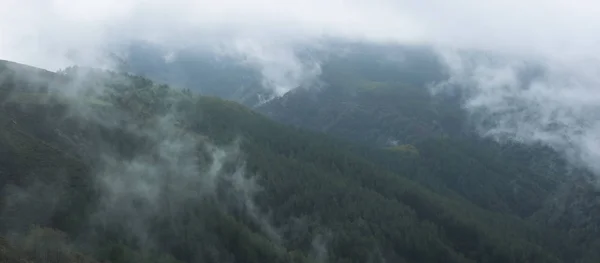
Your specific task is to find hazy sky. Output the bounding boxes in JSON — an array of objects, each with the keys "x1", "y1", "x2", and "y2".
[{"x1": 2, "y1": 0, "x2": 599, "y2": 69}]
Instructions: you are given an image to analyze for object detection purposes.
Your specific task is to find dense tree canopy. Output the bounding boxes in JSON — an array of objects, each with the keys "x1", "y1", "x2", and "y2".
[{"x1": 0, "y1": 60, "x2": 598, "y2": 263}]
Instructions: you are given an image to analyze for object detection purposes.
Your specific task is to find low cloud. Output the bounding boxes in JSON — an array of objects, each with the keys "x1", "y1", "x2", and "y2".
[
  {"x1": 3, "y1": 0, "x2": 600, "y2": 175},
  {"x1": 0, "y1": 64, "x2": 281, "y2": 256},
  {"x1": 216, "y1": 38, "x2": 324, "y2": 99},
  {"x1": 3, "y1": 0, "x2": 599, "y2": 65},
  {"x1": 432, "y1": 49, "x2": 600, "y2": 176}
]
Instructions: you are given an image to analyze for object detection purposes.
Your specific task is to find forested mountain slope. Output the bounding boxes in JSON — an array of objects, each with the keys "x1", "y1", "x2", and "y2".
[
  {"x1": 254, "y1": 51, "x2": 600, "y2": 261},
  {"x1": 254, "y1": 49, "x2": 593, "y2": 215},
  {"x1": 121, "y1": 43, "x2": 268, "y2": 106},
  {"x1": 0, "y1": 59, "x2": 595, "y2": 263},
  {"x1": 121, "y1": 42, "x2": 445, "y2": 108}
]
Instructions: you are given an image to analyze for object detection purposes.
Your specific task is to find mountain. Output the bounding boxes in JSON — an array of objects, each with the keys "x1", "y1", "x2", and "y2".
[
  {"x1": 252, "y1": 48, "x2": 567, "y2": 217},
  {"x1": 121, "y1": 42, "x2": 269, "y2": 106},
  {"x1": 112, "y1": 41, "x2": 600, "y2": 261},
  {"x1": 120, "y1": 41, "x2": 445, "y2": 108},
  {"x1": 253, "y1": 48, "x2": 600, "y2": 261},
  {"x1": 0, "y1": 59, "x2": 596, "y2": 262}
]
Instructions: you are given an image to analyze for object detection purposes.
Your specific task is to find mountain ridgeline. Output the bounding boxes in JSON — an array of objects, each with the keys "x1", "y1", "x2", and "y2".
[{"x1": 0, "y1": 58, "x2": 598, "y2": 263}]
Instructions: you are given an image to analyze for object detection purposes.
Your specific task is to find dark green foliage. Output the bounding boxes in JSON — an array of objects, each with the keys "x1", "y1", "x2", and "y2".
[
  {"x1": 0, "y1": 60, "x2": 595, "y2": 263},
  {"x1": 255, "y1": 52, "x2": 578, "y2": 225},
  {"x1": 122, "y1": 43, "x2": 269, "y2": 106},
  {"x1": 0, "y1": 226, "x2": 101, "y2": 263}
]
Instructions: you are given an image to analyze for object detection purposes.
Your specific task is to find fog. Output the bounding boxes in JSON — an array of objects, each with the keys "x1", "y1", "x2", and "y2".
[
  {"x1": 3, "y1": 0, "x2": 599, "y2": 67},
  {"x1": 3, "y1": 0, "x2": 600, "y2": 176},
  {"x1": 3, "y1": 1, "x2": 600, "y2": 261},
  {"x1": 0, "y1": 63, "x2": 288, "y2": 261}
]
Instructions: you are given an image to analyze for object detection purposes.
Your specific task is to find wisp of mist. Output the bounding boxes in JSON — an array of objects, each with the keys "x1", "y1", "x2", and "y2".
[{"x1": 3, "y1": 1, "x2": 600, "y2": 258}]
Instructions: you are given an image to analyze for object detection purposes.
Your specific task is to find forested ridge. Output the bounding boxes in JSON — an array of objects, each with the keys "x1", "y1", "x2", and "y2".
[{"x1": 0, "y1": 59, "x2": 597, "y2": 263}]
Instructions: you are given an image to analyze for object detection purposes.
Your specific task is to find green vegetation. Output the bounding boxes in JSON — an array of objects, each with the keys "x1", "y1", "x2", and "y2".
[
  {"x1": 257, "y1": 53, "x2": 579, "y2": 217},
  {"x1": 0, "y1": 59, "x2": 597, "y2": 263},
  {"x1": 386, "y1": 144, "x2": 419, "y2": 155}
]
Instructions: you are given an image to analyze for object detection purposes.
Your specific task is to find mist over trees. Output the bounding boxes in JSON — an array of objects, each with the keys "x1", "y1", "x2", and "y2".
[
  {"x1": 1, "y1": 41, "x2": 600, "y2": 263},
  {"x1": 2, "y1": 0, "x2": 600, "y2": 262}
]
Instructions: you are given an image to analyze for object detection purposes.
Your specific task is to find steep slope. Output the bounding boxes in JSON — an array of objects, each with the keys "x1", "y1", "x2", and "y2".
[
  {"x1": 255, "y1": 53, "x2": 600, "y2": 261},
  {"x1": 259, "y1": 79, "x2": 462, "y2": 146},
  {"x1": 121, "y1": 42, "x2": 268, "y2": 105},
  {"x1": 256, "y1": 55, "x2": 578, "y2": 219},
  {"x1": 0, "y1": 60, "x2": 591, "y2": 263},
  {"x1": 121, "y1": 42, "x2": 445, "y2": 108}
]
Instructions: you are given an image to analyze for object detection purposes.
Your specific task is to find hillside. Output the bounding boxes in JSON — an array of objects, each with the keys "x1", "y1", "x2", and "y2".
[
  {"x1": 121, "y1": 42, "x2": 269, "y2": 106},
  {"x1": 0, "y1": 59, "x2": 595, "y2": 263},
  {"x1": 255, "y1": 52, "x2": 600, "y2": 261},
  {"x1": 258, "y1": 58, "x2": 560, "y2": 215},
  {"x1": 123, "y1": 43, "x2": 570, "y2": 217},
  {"x1": 121, "y1": 42, "x2": 445, "y2": 108}
]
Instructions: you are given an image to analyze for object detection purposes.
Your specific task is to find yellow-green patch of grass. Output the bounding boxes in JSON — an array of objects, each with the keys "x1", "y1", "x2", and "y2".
[
  {"x1": 386, "y1": 144, "x2": 419, "y2": 155},
  {"x1": 358, "y1": 80, "x2": 388, "y2": 91}
]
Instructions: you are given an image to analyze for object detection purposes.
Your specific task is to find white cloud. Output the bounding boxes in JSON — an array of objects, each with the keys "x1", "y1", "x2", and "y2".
[
  {"x1": 3, "y1": 0, "x2": 599, "y2": 67},
  {"x1": 1, "y1": 0, "x2": 425, "y2": 70},
  {"x1": 3, "y1": 0, "x2": 600, "y2": 174},
  {"x1": 432, "y1": 48, "x2": 600, "y2": 175},
  {"x1": 217, "y1": 37, "x2": 323, "y2": 97}
]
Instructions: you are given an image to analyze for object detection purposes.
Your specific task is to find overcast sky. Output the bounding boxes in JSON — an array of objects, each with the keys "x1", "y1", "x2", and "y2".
[
  {"x1": 3, "y1": 0, "x2": 600, "y2": 176},
  {"x1": 2, "y1": 0, "x2": 599, "y2": 69}
]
